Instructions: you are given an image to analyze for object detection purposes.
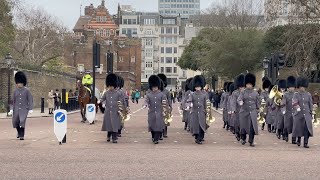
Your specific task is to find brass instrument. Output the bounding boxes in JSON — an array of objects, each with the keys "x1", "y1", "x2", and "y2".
[
  {"x1": 269, "y1": 85, "x2": 283, "y2": 106},
  {"x1": 162, "y1": 99, "x2": 172, "y2": 125},
  {"x1": 312, "y1": 104, "x2": 319, "y2": 126},
  {"x1": 117, "y1": 101, "x2": 130, "y2": 123},
  {"x1": 206, "y1": 100, "x2": 215, "y2": 126},
  {"x1": 257, "y1": 98, "x2": 266, "y2": 124}
]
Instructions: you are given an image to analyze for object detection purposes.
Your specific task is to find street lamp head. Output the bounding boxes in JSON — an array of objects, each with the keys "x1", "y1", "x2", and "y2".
[
  {"x1": 5, "y1": 53, "x2": 14, "y2": 66},
  {"x1": 263, "y1": 58, "x2": 269, "y2": 69}
]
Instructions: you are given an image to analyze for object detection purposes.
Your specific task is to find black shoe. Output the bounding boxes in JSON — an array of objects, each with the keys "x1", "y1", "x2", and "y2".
[
  {"x1": 195, "y1": 140, "x2": 202, "y2": 144},
  {"x1": 277, "y1": 134, "x2": 281, "y2": 139},
  {"x1": 107, "y1": 138, "x2": 110, "y2": 142},
  {"x1": 112, "y1": 140, "x2": 117, "y2": 143},
  {"x1": 241, "y1": 139, "x2": 246, "y2": 145},
  {"x1": 304, "y1": 144, "x2": 309, "y2": 148},
  {"x1": 297, "y1": 141, "x2": 301, "y2": 147},
  {"x1": 223, "y1": 122, "x2": 226, "y2": 129},
  {"x1": 282, "y1": 136, "x2": 286, "y2": 140},
  {"x1": 272, "y1": 129, "x2": 276, "y2": 133},
  {"x1": 163, "y1": 135, "x2": 168, "y2": 138},
  {"x1": 292, "y1": 141, "x2": 297, "y2": 144},
  {"x1": 226, "y1": 127, "x2": 229, "y2": 131},
  {"x1": 153, "y1": 141, "x2": 159, "y2": 144},
  {"x1": 184, "y1": 127, "x2": 187, "y2": 130},
  {"x1": 16, "y1": 133, "x2": 19, "y2": 139},
  {"x1": 292, "y1": 138, "x2": 297, "y2": 144},
  {"x1": 236, "y1": 136, "x2": 240, "y2": 141},
  {"x1": 159, "y1": 137, "x2": 163, "y2": 140},
  {"x1": 118, "y1": 134, "x2": 122, "y2": 137},
  {"x1": 250, "y1": 143, "x2": 255, "y2": 147},
  {"x1": 20, "y1": 137, "x2": 24, "y2": 140},
  {"x1": 261, "y1": 126, "x2": 264, "y2": 131},
  {"x1": 187, "y1": 128, "x2": 190, "y2": 132},
  {"x1": 285, "y1": 136, "x2": 288, "y2": 142},
  {"x1": 152, "y1": 138, "x2": 155, "y2": 142}
]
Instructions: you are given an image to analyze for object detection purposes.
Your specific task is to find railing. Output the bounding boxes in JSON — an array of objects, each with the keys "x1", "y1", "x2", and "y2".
[{"x1": 65, "y1": 97, "x2": 80, "y2": 112}]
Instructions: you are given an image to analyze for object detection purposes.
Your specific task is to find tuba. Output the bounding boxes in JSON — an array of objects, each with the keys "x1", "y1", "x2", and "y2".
[
  {"x1": 257, "y1": 98, "x2": 266, "y2": 124},
  {"x1": 206, "y1": 100, "x2": 215, "y2": 127},
  {"x1": 117, "y1": 101, "x2": 130, "y2": 123},
  {"x1": 269, "y1": 85, "x2": 283, "y2": 106},
  {"x1": 312, "y1": 104, "x2": 319, "y2": 126},
  {"x1": 162, "y1": 99, "x2": 172, "y2": 125}
]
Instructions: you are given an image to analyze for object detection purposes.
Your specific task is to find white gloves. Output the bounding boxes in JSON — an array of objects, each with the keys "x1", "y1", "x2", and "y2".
[
  {"x1": 28, "y1": 110, "x2": 33, "y2": 114},
  {"x1": 185, "y1": 106, "x2": 190, "y2": 110},
  {"x1": 190, "y1": 103, "x2": 193, "y2": 108},
  {"x1": 297, "y1": 108, "x2": 301, "y2": 112},
  {"x1": 97, "y1": 101, "x2": 101, "y2": 104},
  {"x1": 102, "y1": 104, "x2": 106, "y2": 108},
  {"x1": 239, "y1": 101, "x2": 244, "y2": 106},
  {"x1": 282, "y1": 111, "x2": 286, "y2": 115},
  {"x1": 8, "y1": 110, "x2": 13, "y2": 116}
]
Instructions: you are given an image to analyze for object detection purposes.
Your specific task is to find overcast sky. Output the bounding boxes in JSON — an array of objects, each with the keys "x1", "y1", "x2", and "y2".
[{"x1": 26, "y1": 0, "x2": 216, "y2": 30}]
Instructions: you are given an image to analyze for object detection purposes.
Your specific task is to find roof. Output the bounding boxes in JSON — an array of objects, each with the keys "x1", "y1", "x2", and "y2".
[{"x1": 73, "y1": 16, "x2": 92, "y2": 31}]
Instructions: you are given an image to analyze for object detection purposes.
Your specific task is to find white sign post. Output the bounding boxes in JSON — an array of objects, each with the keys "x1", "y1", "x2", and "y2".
[
  {"x1": 54, "y1": 109, "x2": 67, "y2": 145},
  {"x1": 86, "y1": 104, "x2": 96, "y2": 125}
]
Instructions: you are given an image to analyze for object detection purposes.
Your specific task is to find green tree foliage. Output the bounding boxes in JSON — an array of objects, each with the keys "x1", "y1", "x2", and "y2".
[
  {"x1": 0, "y1": 0, "x2": 15, "y2": 57},
  {"x1": 178, "y1": 28, "x2": 264, "y2": 79}
]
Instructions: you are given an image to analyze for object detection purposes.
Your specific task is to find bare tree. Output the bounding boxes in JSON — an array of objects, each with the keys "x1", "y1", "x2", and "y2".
[{"x1": 11, "y1": 5, "x2": 67, "y2": 67}]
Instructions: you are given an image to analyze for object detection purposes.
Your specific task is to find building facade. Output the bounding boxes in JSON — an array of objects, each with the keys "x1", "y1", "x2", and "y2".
[{"x1": 158, "y1": 0, "x2": 200, "y2": 18}]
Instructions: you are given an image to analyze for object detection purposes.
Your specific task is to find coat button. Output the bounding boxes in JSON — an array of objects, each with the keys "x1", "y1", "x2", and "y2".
[
  {"x1": 155, "y1": 97, "x2": 157, "y2": 98},
  {"x1": 19, "y1": 98, "x2": 21, "y2": 100},
  {"x1": 20, "y1": 94, "x2": 21, "y2": 95}
]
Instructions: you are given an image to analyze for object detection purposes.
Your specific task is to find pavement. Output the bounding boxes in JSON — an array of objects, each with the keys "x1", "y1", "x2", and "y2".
[
  {"x1": 0, "y1": 102, "x2": 319, "y2": 179},
  {"x1": 0, "y1": 108, "x2": 80, "y2": 119}
]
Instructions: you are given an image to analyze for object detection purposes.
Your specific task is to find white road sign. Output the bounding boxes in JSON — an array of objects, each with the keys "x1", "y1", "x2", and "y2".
[
  {"x1": 54, "y1": 109, "x2": 67, "y2": 143},
  {"x1": 86, "y1": 104, "x2": 96, "y2": 124}
]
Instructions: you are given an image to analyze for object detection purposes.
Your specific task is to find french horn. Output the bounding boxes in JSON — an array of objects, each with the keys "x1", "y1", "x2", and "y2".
[
  {"x1": 162, "y1": 99, "x2": 172, "y2": 125},
  {"x1": 269, "y1": 85, "x2": 283, "y2": 106},
  {"x1": 117, "y1": 101, "x2": 130, "y2": 123}
]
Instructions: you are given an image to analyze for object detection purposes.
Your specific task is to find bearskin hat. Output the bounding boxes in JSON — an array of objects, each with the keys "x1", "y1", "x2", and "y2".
[
  {"x1": 229, "y1": 83, "x2": 235, "y2": 93},
  {"x1": 185, "y1": 78, "x2": 193, "y2": 91},
  {"x1": 14, "y1": 71, "x2": 27, "y2": 86},
  {"x1": 223, "y1": 82, "x2": 229, "y2": 91},
  {"x1": 268, "y1": 84, "x2": 275, "y2": 93},
  {"x1": 277, "y1": 79, "x2": 287, "y2": 89},
  {"x1": 262, "y1": 79, "x2": 272, "y2": 89},
  {"x1": 157, "y1": 74, "x2": 167, "y2": 88},
  {"x1": 106, "y1": 73, "x2": 118, "y2": 88},
  {"x1": 192, "y1": 75, "x2": 205, "y2": 90},
  {"x1": 262, "y1": 76, "x2": 269, "y2": 82},
  {"x1": 149, "y1": 75, "x2": 161, "y2": 90},
  {"x1": 287, "y1": 76, "x2": 296, "y2": 88},
  {"x1": 245, "y1": 73, "x2": 256, "y2": 87},
  {"x1": 187, "y1": 78, "x2": 194, "y2": 91},
  {"x1": 235, "y1": 74, "x2": 245, "y2": 89},
  {"x1": 297, "y1": 76, "x2": 309, "y2": 88},
  {"x1": 227, "y1": 82, "x2": 233, "y2": 92},
  {"x1": 200, "y1": 75, "x2": 206, "y2": 85}
]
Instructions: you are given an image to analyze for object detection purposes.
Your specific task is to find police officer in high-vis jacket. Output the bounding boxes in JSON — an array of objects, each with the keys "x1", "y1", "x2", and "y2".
[{"x1": 82, "y1": 71, "x2": 93, "y2": 98}]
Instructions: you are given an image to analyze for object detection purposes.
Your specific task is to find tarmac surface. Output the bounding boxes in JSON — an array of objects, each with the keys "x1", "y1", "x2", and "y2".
[{"x1": 0, "y1": 101, "x2": 319, "y2": 179}]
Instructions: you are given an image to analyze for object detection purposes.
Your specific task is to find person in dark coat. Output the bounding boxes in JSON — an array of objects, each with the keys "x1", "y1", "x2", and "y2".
[
  {"x1": 10, "y1": 71, "x2": 34, "y2": 140},
  {"x1": 227, "y1": 83, "x2": 236, "y2": 133},
  {"x1": 292, "y1": 77, "x2": 313, "y2": 148},
  {"x1": 231, "y1": 74, "x2": 245, "y2": 141},
  {"x1": 157, "y1": 74, "x2": 172, "y2": 139},
  {"x1": 186, "y1": 75, "x2": 209, "y2": 144},
  {"x1": 221, "y1": 82, "x2": 231, "y2": 129},
  {"x1": 274, "y1": 79, "x2": 287, "y2": 140},
  {"x1": 143, "y1": 75, "x2": 168, "y2": 144},
  {"x1": 281, "y1": 76, "x2": 296, "y2": 143},
  {"x1": 238, "y1": 73, "x2": 260, "y2": 147},
  {"x1": 100, "y1": 73, "x2": 124, "y2": 143},
  {"x1": 181, "y1": 78, "x2": 193, "y2": 131},
  {"x1": 260, "y1": 79, "x2": 271, "y2": 131}
]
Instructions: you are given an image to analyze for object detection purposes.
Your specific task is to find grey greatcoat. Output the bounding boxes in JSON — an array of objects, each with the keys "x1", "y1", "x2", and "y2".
[
  {"x1": 292, "y1": 92, "x2": 313, "y2": 137},
  {"x1": 101, "y1": 89, "x2": 123, "y2": 132},
  {"x1": 227, "y1": 93, "x2": 233, "y2": 127},
  {"x1": 265, "y1": 98, "x2": 275, "y2": 125},
  {"x1": 275, "y1": 104, "x2": 285, "y2": 130},
  {"x1": 120, "y1": 89, "x2": 129, "y2": 108},
  {"x1": 281, "y1": 91, "x2": 295, "y2": 134},
  {"x1": 12, "y1": 87, "x2": 33, "y2": 128},
  {"x1": 182, "y1": 90, "x2": 192, "y2": 123},
  {"x1": 187, "y1": 90, "x2": 208, "y2": 134},
  {"x1": 230, "y1": 90, "x2": 241, "y2": 132},
  {"x1": 221, "y1": 92, "x2": 229, "y2": 123},
  {"x1": 144, "y1": 91, "x2": 167, "y2": 132},
  {"x1": 272, "y1": 101, "x2": 279, "y2": 128},
  {"x1": 238, "y1": 89, "x2": 260, "y2": 135}
]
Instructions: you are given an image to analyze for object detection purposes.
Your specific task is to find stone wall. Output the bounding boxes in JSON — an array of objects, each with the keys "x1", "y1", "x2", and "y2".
[{"x1": 0, "y1": 68, "x2": 76, "y2": 109}]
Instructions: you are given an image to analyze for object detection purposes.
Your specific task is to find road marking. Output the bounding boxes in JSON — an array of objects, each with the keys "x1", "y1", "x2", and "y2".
[
  {"x1": 74, "y1": 131, "x2": 78, "y2": 133},
  {"x1": 213, "y1": 142, "x2": 217, "y2": 144},
  {"x1": 274, "y1": 143, "x2": 278, "y2": 145},
  {"x1": 176, "y1": 132, "x2": 180, "y2": 134},
  {"x1": 314, "y1": 144, "x2": 318, "y2": 146},
  {"x1": 32, "y1": 140, "x2": 37, "y2": 142},
  {"x1": 90, "y1": 131, "x2": 95, "y2": 133},
  {"x1": 132, "y1": 107, "x2": 144, "y2": 114},
  {"x1": 73, "y1": 140, "x2": 77, "y2": 142},
  {"x1": 234, "y1": 142, "x2": 237, "y2": 144},
  {"x1": 93, "y1": 140, "x2": 97, "y2": 142},
  {"x1": 51, "y1": 140, "x2": 56, "y2": 142},
  {"x1": 142, "y1": 131, "x2": 146, "y2": 134},
  {"x1": 210, "y1": 133, "x2": 213, "y2": 135},
  {"x1": 134, "y1": 141, "x2": 138, "y2": 143},
  {"x1": 174, "y1": 141, "x2": 178, "y2": 143}
]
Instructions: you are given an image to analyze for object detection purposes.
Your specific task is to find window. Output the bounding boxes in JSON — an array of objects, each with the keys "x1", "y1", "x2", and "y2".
[
  {"x1": 161, "y1": 67, "x2": 164, "y2": 73},
  {"x1": 78, "y1": 64, "x2": 84, "y2": 73},
  {"x1": 131, "y1": 56, "x2": 136, "y2": 63},
  {"x1": 123, "y1": 19, "x2": 128, "y2": 24},
  {"x1": 145, "y1": 49, "x2": 153, "y2": 57},
  {"x1": 132, "y1": 19, "x2": 137, "y2": 24},
  {"x1": 182, "y1": 70, "x2": 186, "y2": 77},
  {"x1": 161, "y1": 57, "x2": 165, "y2": 63},
  {"x1": 174, "y1": 47, "x2": 177, "y2": 53},
  {"x1": 161, "y1": 27, "x2": 165, "y2": 34},
  {"x1": 173, "y1": 37, "x2": 177, "y2": 44},
  {"x1": 166, "y1": 37, "x2": 172, "y2": 44},
  {"x1": 102, "y1": 29, "x2": 106, "y2": 37},
  {"x1": 146, "y1": 62, "x2": 153, "y2": 68},
  {"x1": 146, "y1": 30, "x2": 153, "y2": 35},
  {"x1": 163, "y1": 19, "x2": 176, "y2": 25},
  {"x1": 174, "y1": 67, "x2": 177, "y2": 73},
  {"x1": 166, "y1": 47, "x2": 172, "y2": 53},
  {"x1": 166, "y1": 27, "x2": 172, "y2": 34},
  {"x1": 128, "y1": 19, "x2": 132, "y2": 24},
  {"x1": 110, "y1": 29, "x2": 114, "y2": 35},
  {"x1": 119, "y1": 56, "x2": 124, "y2": 62},
  {"x1": 132, "y1": 28, "x2": 137, "y2": 35},
  {"x1": 145, "y1": 39, "x2": 153, "y2": 46},
  {"x1": 166, "y1": 67, "x2": 172, "y2": 73},
  {"x1": 174, "y1": 27, "x2": 178, "y2": 34},
  {"x1": 144, "y1": 19, "x2": 155, "y2": 25},
  {"x1": 122, "y1": 28, "x2": 126, "y2": 35},
  {"x1": 173, "y1": 57, "x2": 177, "y2": 63},
  {"x1": 106, "y1": 30, "x2": 110, "y2": 37},
  {"x1": 161, "y1": 37, "x2": 165, "y2": 44},
  {"x1": 161, "y1": 47, "x2": 165, "y2": 53},
  {"x1": 166, "y1": 57, "x2": 172, "y2": 63}
]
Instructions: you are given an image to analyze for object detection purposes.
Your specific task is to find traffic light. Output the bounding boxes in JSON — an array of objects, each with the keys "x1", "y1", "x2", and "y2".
[
  {"x1": 93, "y1": 42, "x2": 101, "y2": 68},
  {"x1": 107, "y1": 52, "x2": 113, "y2": 73},
  {"x1": 278, "y1": 53, "x2": 285, "y2": 69}
]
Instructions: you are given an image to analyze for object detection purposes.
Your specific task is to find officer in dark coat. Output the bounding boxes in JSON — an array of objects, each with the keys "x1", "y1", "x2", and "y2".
[
  {"x1": 230, "y1": 74, "x2": 245, "y2": 141},
  {"x1": 143, "y1": 75, "x2": 168, "y2": 144},
  {"x1": 101, "y1": 73, "x2": 124, "y2": 143},
  {"x1": 186, "y1": 75, "x2": 209, "y2": 144},
  {"x1": 227, "y1": 83, "x2": 236, "y2": 133},
  {"x1": 274, "y1": 79, "x2": 287, "y2": 140},
  {"x1": 181, "y1": 78, "x2": 193, "y2": 131},
  {"x1": 157, "y1": 74, "x2": 171, "y2": 139},
  {"x1": 281, "y1": 76, "x2": 296, "y2": 143},
  {"x1": 238, "y1": 73, "x2": 260, "y2": 147},
  {"x1": 260, "y1": 79, "x2": 271, "y2": 131},
  {"x1": 221, "y1": 82, "x2": 231, "y2": 129},
  {"x1": 11, "y1": 71, "x2": 34, "y2": 140},
  {"x1": 292, "y1": 77, "x2": 313, "y2": 148}
]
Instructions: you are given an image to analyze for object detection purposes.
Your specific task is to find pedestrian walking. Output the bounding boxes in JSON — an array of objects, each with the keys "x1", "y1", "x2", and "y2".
[
  {"x1": 47, "y1": 90, "x2": 55, "y2": 114},
  {"x1": 131, "y1": 90, "x2": 136, "y2": 103},
  {"x1": 54, "y1": 89, "x2": 60, "y2": 110},
  {"x1": 135, "y1": 90, "x2": 140, "y2": 104}
]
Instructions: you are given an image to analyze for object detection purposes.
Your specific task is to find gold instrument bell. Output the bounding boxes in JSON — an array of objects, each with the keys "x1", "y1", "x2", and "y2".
[
  {"x1": 269, "y1": 85, "x2": 283, "y2": 106},
  {"x1": 117, "y1": 101, "x2": 130, "y2": 123},
  {"x1": 312, "y1": 104, "x2": 319, "y2": 126},
  {"x1": 162, "y1": 99, "x2": 172, "y2": 125},
  {"x1": 206, "y1": 100, "x2": 215, "y2": 126},
  {"x1": 257, "y1": 98, "x2": 266, "y2": 124}
]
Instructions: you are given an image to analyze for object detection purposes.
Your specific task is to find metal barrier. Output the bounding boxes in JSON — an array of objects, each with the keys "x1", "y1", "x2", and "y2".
[{"x1": 65, "y1": 97, "x2": 79, "y2": 112}]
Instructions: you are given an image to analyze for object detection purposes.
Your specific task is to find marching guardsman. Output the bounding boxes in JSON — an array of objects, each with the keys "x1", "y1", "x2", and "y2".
[
  {"x1": 266, "y1": 84, "x2": 276, "y2": 133},
  {"x1": 181, "y1": 78, "x2": 193, "y2": 131},
  {"x1": 100, "y1": 73, "x2": 124, "y2": 143},
  {"x1": 157, "y1": 74, "x2": 172, "y2": 139},
  {"x1": 274, "y1": 79, "x2": 287, "y2": 140},
  {"x1": 117, "y1": 76, "x2": 129, "y2": 137},
  {"x1": 143, "y1": 75, "x2": 168, "y2": 144},
  {"x1": 221, "y1": 82, "x2": 232, "y2": 129},
  {"x1": 186, "y1": 75, "x2": 209, "y2": 144},
  {"x1": 260, "y1": 78, "x2": 271, "y2": 131},
  {"x1": 292, "y1": 77, "x2": 313, "y2": 148},
  {"x1": 281, "y1": 76, "x2": 296, "y2": 143},
  {"x1": 10, "y1": 71, "x2": 34, "y2": 140},
  {"x1": 230, "y1": 74, "x2": 245, "y2": 141},
  {"x1": 227, "y1": 83, "x2": 236, "y2": 133},
  {"x1": 238, "y1": 73, "x2": 260, "y2": 147},
  {"x1": 82, "y1": 71, "x2": 94, "y2": 99}
]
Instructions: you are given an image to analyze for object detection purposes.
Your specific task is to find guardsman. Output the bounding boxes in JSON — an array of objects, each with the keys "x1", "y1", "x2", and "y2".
[
  {"x1": 238, "y1": 73, "x2": 260, "y2": 147},
  {"x1": 227, "y1": 83, "x2": 236, "y2": 133},
  {"x1": 274, "y1": 79, "x2": 287, "y2": 140},
  {"x1": 82, "y1": 71, "x2": 93, "y2": 98},
  {"x1": 117, "y1": 76, "x2": 129, "y2": 137},
  {"x1": 260, "y1": 78, "x2": 271, "y2": 131},
  {"x1": 10, "y1": 71, "x2": 34, "y2": 140},
  {"x1": 157, "y1": 74, "x2": 172, "y2": 139},
  {"x1": 143, "y1": 75, "x2": 168, "y2": 144},
  {"x1": 292, "y1": 77, "x2": 313, "y2": 148},
  {"x1": 231, "y1": 74, "x2": 245, "y2": 141},
  {"x1": 100, "y1": 73, "x2": 124, "y2": 143},
  {"x1": 281, "y1": 76, "x2": 296, "y2": 143},
  {"x1": 186, "y1": 75, "x2": 209, "y2": 144},
  {"x1": 266, "y1": 84, "x2": 276, "y2": 133},
  {"x1": 181, "y1": 78, "x2": 193, "y2": 131},
  {"x1": 221, "y1": 82, "x2": 232, "y2": 129}
]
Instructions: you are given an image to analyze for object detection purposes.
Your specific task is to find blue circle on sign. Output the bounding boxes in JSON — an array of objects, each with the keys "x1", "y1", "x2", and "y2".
[
  {"x1": 55, "y1": 112, "x2": 66, "y2": 123},
  {"x1": 88, "y1": 105, "x2": 94, "y2": 112}
]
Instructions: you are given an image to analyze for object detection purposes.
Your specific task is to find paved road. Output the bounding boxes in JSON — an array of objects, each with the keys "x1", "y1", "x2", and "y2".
[{"x1": 0, "y1": 101, "x2": 319, "y2": 179}]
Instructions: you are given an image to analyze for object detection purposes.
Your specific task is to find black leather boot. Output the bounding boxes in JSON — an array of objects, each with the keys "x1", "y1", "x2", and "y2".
[
  {"x1": 261, "y1": 123, "x2": 265, "y2": 131},
  {"x1": 297, "y1": 137, "x2": 301, "y2": 146},
  {"x1": 304, "y1": 137, "x2": 309, "y2": 148},
  {"x1": 292, "y1": 137, "x2": 297, "y2": 144}
]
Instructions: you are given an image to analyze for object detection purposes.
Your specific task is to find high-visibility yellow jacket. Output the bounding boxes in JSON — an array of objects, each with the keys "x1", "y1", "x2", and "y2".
[{"x1": 82, "y1": 74, "x2": 93, "y2": 85}]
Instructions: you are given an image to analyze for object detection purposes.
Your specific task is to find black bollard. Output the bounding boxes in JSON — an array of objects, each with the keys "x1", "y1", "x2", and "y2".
[
  {"x1": 41, "y1": 97, "x2": 45, "y2": 113},
  {"x1": 61, "y1": 89, "x2": 66, "y2": 110},
  {"x1": 62, "y1": 134, "x2": 66, "y2": 143}
]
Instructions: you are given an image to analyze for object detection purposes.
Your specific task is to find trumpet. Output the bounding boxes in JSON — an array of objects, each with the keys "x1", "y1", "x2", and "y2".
[
  {"x1": 117, "y1": 101, "x2": 130, "y2": 123},
  {"x1": 206, "y1": 100, "x2": 215, "y2": 126},
  {"x1": 162, "y1": 99, "x2": 172, "y2": 125},
  {"x1": 269, "y1": 85, "x2": 283, "y2": 106},
  {"x1": 312, "y1": 104, "x2": 319, "y2": 126}
]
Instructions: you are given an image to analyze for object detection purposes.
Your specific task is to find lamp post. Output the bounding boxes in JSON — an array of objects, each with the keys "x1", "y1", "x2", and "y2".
[{"x1": 5, "y1": 53, "x2": 14, "y2": 116}]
